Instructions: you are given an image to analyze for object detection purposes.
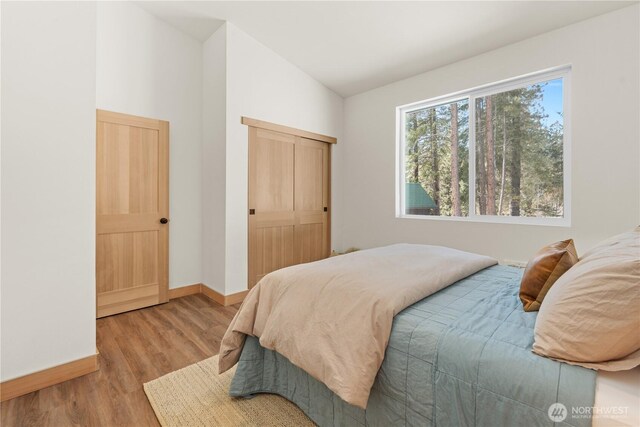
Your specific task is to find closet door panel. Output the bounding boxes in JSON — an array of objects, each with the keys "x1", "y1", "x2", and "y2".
[
  {"x1": 295, "y1": 140, "x2": 324, "y2": 211},
  {"x1": 297, "y1": 223, "x2": 325, "y2": 264},
  {"x1": 254, "y1": 225, "x2": 295, "y2": 284},
  {"x1": 294, "y1": 138, "x2": 329, "y2": 264},
  {"x1": 248, "y1": 128, "x2": 296, "y2": 288},
  {"x1": 248, "y1": 124, "x2": 332, "y2": 289},
  {"x1": 254, "y1": 129, "x2": 295, "y2": 212}
]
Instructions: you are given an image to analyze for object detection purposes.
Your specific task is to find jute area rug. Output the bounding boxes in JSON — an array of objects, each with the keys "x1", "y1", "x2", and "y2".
[{"x1": 144, "y1": 355, "x2": 315, "y2": 426}]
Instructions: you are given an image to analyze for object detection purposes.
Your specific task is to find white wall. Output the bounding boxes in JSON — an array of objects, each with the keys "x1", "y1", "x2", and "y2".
[
  {"x1": 96, "y1": 2, "x2": 203, "y2": 289},
  {"x1": 202, "y1": 24, "x2": 227, "y2": 294},
  {"x1": 1, "y1": 1, "x2": 97, "y2": 381},
  {"x1": 199, "y1": 23, "x2": 344, "y2": 295},
  {"x1": 223, "y1": 23, "x2": 344, "y2": 294},
  {"x1": 341, "y1": 5, "x2": 640, "y2": 262}
]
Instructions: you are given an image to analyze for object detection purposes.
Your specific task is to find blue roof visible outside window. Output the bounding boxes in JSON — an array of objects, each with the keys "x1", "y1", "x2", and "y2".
[{"x1": 405, "y1": 182, "x2": 437, "y2": 209}]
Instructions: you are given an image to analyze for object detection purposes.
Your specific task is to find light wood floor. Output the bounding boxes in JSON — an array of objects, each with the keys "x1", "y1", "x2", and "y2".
[{"x1": 1, "y1": 295, "x2": 240, "y2": 427}]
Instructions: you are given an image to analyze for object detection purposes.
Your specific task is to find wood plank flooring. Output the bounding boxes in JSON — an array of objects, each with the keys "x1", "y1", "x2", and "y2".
[{"x1": 1, "y1": 295, "x2": 239, "y2": 427}]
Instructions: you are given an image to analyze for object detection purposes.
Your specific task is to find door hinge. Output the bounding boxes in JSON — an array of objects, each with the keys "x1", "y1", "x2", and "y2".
[{"x1": 249, "y1": 209, "x2": 255, "y2": 215}]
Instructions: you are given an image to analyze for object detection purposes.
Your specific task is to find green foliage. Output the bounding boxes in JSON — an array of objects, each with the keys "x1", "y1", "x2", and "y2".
[
  {"x1": 405, "y1": 100, "x2": 469, "y2": 216},
  {"x1": 476, "y1": 83, "x2": 564, "y2": 217},
  {"x1": 405, "y1": 80, "x2": 563, "y2": 218}
]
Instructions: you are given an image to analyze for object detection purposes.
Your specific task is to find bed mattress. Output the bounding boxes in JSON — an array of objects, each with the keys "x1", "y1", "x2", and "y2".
[{"x1": 229, "y1": 264, "x2": 597, "y2": 427}]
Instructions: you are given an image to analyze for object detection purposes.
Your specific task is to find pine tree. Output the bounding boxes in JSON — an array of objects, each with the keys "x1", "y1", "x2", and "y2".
[
  {"x1": 485, "y1": 96, "x2": 496, "y2": 214},
  {"x1": 450, "y1": 103, "x2": 461, "y2": 216},
  {"x1": 476, "y1": 99, "x2": 487, "y2": 214},
  {"x1": 429, "y1": 108, "x2": 440, "y2": 215}
]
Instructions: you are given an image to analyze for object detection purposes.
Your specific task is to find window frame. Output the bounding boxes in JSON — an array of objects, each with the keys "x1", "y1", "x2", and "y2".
[{"x1": 396, "y1": 66, "x2": 572, "y2": 227}]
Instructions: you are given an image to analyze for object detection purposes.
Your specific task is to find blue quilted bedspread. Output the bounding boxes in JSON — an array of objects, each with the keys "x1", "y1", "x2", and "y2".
[{"x1": 229, "y1": 264, "x2": 596, "y2": 426}]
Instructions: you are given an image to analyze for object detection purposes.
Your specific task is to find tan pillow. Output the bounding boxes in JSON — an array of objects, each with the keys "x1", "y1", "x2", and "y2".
[
  {"x1": 533, "y1": 228, "x2": 640, "y2": 370},
  {"x1": 519, "y1": 239, "x2": 578, "y2": 312}
]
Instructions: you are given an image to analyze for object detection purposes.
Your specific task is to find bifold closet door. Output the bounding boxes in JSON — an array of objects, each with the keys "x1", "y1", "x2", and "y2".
[
  {"x1": 96, "y1": 110, "x2": 169, "y2": 318},
  {"x1": 248, "y1": 128, "x2": 331, "y2": 288}
]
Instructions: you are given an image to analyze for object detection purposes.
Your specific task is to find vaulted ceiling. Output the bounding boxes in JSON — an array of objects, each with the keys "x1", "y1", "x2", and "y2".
[{"x1": 137, "y1": 1, "x2": 636, "y2": 97}]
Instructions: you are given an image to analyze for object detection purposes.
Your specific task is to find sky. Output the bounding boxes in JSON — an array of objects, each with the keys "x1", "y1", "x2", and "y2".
[
  {"x1": 406, "y1": 77, "x2": 564, "y2": 128},
  {"x1": 540, "y1": 78, "x2": 563, "y2": 127}
]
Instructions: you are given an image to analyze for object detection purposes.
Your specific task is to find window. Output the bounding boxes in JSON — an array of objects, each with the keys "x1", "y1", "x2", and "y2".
[{"x1": 397, "y1": 67, "x2": 570, "y2": 225}]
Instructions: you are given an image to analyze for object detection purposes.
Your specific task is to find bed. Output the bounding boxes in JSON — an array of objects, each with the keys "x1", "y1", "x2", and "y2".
[{"x1": 219, "y1": 243, "x2": 637, "y2": 427}]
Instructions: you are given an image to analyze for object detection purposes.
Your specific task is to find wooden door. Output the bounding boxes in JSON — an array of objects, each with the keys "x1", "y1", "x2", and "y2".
[
  {"x1": 248, "y1": 128, "x2": 296, "y2": 287},
  {"x1": 295, "y1": 138, "x2": 330, "y2": 264},
  {"x1": 96, "y1": 110, "x2": 169, "y2": 318},
  {"x1": 248, "y1": 127, "x2": 331, "y2": 288}
]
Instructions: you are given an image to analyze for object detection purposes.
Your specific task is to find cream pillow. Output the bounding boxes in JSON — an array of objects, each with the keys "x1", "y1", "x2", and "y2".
[
  {"x1": 580, "y1": 226, "x2": 640, "y2": 259},
  {"x1": 532, "y1": 228, "x2": 640, "y2": 370}
]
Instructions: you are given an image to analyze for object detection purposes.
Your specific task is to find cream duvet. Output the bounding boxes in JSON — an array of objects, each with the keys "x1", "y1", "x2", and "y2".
[{"x1": 218, "y1": 243, "x2": 497, "y2": 408}]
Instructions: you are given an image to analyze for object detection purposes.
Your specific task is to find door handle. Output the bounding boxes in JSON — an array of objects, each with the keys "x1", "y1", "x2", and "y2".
[{"x1": 160, "y1": 218, "x2": 169, "y2": 224}]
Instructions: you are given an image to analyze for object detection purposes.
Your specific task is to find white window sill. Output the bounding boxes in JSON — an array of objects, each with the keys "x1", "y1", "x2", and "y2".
[{"x1": 396, "y1": 214, "x2": 571, "y2": 228}]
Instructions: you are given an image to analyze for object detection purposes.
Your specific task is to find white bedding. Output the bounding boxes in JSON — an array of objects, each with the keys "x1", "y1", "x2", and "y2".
[{"x1": 593, "y1": 367, "x2": 640, "y2": 426}]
